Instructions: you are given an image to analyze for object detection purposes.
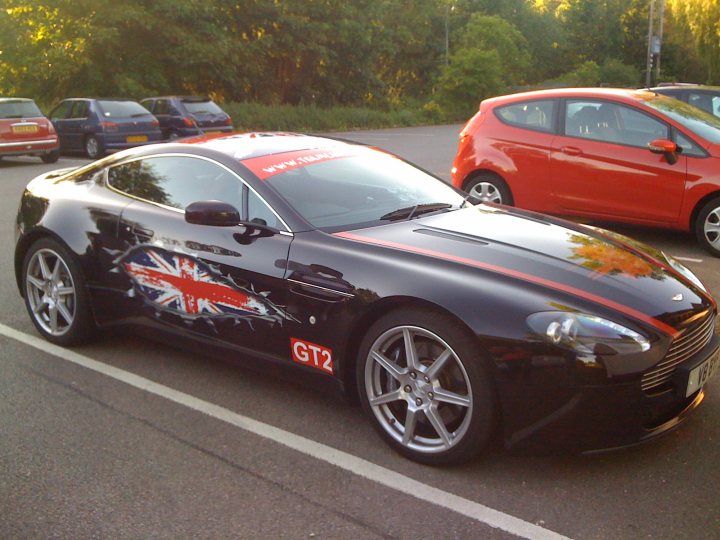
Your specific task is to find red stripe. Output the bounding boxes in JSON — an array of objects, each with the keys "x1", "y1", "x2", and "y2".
[{"x1": 334, "y1": 231, "x2": 680, "y2": 338}]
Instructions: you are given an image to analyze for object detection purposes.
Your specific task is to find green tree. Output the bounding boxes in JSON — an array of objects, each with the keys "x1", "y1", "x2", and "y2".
[
  {"x1": 668, "y1": 0, "x2": 720, "y2": 83},
  {"x1": 433, "y1": 14, "x2": 530, "y2": 116}
]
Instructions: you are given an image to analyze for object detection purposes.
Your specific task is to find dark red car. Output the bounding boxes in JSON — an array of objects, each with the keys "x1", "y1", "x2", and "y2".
[
  {"x1": 451, "y1": 88, "x2": 720, "y2": 255},
  {"x1": 0, "y1": 98, "x2": 59, "y2": 163}
]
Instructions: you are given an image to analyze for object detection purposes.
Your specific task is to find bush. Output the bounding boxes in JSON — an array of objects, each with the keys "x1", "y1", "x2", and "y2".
[
  {"x1": 220, "y1": 102, "x2": 443, "y2": 132},
  {"x1": 599, "y1": 59, "x2": 640, "y2": 87}
]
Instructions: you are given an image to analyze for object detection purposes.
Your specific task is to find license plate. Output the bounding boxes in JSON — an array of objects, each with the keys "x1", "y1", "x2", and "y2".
[
  {"x1": 203, "y1": 130, "x2": 221, "y2": 135},
  {"x1": 686, "y1": 348, "x2": 720, "y2": 397},
  {"x1": 126, "y1": 135, "x2": 148, "y2": 143},
  {"x1": 12, "y1": 124, "x2": 38, "y2": 134}
]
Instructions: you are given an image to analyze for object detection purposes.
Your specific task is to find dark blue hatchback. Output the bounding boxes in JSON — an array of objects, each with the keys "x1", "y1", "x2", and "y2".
[
  {"x1": 140, "y1": 96, "x2": 233, "y2": 140},
  {"x1": 49, "y1": 98, "x2": 162, "y2": 158}
]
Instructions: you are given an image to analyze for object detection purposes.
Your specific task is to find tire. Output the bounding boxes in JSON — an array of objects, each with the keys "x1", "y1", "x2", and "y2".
[
  {"x1": 695, "y1": 197, "x2": 720, "y2": 257},
  {"x1": 356, "y1": 309, "x2": 496, "y2": 465},
  {"x1": 41, "y1": 149, "x2": 60, "y2": 164},
  {"x1": 22, "y1": 238, "x2": 93, "y2": 345},
  {"x1": 464, "y1": 172, "x2": 513, "y2": 206},
  {"x1": 84, "y1": 135, "x2": 104, "y2": 159}
]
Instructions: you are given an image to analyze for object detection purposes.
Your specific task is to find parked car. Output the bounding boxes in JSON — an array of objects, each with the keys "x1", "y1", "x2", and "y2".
[
  {"x1": 140, "y1": 96, "x2": 233, "y2": 140},
  {"x1": 652, "y1": 85, "x2": 720, "y2": 118},
  {"x1": 452, "y1": 88, "x2": 720, "y2": 256},
  {"x1": 48, "y1": 98, "x2": 162, "y2": 158},
  {"x1": 0, "y1": 98, "x2": 59, "y2": 163},
  {"x1": 14, "y1": 133, "x2": 718, "y2": 464}
]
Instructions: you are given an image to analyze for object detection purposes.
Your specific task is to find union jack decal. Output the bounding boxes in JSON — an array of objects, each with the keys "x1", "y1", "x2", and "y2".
[{"x1": 118, "y1": 246, "x2": 293, "y2": 324}]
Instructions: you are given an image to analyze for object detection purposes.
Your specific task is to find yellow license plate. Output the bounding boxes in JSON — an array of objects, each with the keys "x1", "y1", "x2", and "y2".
[
  {"x1": 12, "y1": 124, "x2": 38, "y2": 134},
  {"x1": 126, "y1": 135, "x2": 148, "y2": 143},
  {"x1": 204, "y1": 131, "x2": 221, "y2": 135}
]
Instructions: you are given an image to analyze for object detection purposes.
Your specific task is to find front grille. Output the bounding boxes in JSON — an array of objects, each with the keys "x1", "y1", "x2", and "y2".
[{"x1": 641, "y1": 311, "x2": 716, "y2": 394}]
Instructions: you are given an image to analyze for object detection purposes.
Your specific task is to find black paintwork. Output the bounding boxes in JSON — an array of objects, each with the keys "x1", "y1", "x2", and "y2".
[{"x1": 14, "y1": 134, "x2": 719, "y2": 452}]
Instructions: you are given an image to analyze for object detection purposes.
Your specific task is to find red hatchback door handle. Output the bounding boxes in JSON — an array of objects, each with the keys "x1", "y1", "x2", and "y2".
[{"x1": 561, "y1": 146, "x2": 583, "y2": 156}]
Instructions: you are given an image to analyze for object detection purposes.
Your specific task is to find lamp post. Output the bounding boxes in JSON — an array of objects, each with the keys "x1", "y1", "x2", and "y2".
[{"x1": 645, "y1": 0, "x2": 665, "y2": 87}]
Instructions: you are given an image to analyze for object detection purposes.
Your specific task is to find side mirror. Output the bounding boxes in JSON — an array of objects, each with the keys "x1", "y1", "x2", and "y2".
[
  {"x1": 648, "y1": 139, "x2": 680, "y2": 165},
  {"x1": 185, "y1": 200, "x2": 240, "y2": 226}
]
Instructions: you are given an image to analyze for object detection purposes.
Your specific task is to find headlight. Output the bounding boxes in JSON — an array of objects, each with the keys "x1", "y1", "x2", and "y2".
[
  {"x1": 527, "y1": 312, "x2": 650, "y2": 357},
  {"x1": 664, "y1": 253, "x2": 707, "y2": 292}
]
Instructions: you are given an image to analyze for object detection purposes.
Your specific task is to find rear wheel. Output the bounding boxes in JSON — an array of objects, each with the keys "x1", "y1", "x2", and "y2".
[
  {"x1": 357, "y1": 309, "x2": 495, "y2": 465},
  {"x1": 84, "y1": 135, "x2": 104, "y2": 159},
  {"x1": 464, "y1": 172, "x2": 513, "y2": 205},
  {"x1": 22, "y1": 238, "x2": 93, "y2": 345},
  {"x1": 41, "y1": 149, "x2": 60, "y2": 164},
  {"x1": 695, "y1": 197, "x2": 720, "y2": 257}
]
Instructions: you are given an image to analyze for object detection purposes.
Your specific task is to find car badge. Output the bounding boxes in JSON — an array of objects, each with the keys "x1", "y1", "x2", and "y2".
[{"x1": 672, "y1": 293, "x2": 684, "y2": 302}]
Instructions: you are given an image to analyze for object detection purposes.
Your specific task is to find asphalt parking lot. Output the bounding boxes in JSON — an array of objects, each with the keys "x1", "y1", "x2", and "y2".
[{"x1": 1, "y1": 126, "x2": 719, "y2": 539}]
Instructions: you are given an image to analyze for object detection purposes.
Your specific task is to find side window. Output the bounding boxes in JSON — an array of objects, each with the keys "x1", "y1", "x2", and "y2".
[
  {"x1": 674, "y1": 131, "x2": 707, "y2": 158},
  {"x1": 154, "y1": 99, "x2": 171, "y2": 115},
  {"x1": 495, "y1": 100, "x2": 556, "y2": 132},
  {"x1": 140, "y1": 100, "x2": 154, "y2": 113},
  {"x1": 50, "y1": 101, "x2": 73, "y2": 120},
  {"x1": 70, "y1": 101, "x2": 89, "y2": 119},
  {"x1": 108, "y1": 156, "x2": 244, "y2": 211},
  {"x1": 247, "y1": 189, "x2": 282, "y2": 229},
  {"x1": 688, "y1": 92, "x2": 719, "y2": 117},
  {"x1": 565, "y1": 100, "x2": 668, "y2": 147}
]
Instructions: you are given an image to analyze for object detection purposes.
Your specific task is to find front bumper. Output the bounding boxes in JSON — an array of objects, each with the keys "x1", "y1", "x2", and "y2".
[{"x1": 501, "y1": 335, "x2": 719, "y2": 453}]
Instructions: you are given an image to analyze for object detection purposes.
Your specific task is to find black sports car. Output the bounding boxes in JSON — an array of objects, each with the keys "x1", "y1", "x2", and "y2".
[{"x1": 14, "y1": 133, "x2": 720, "y2": 464}]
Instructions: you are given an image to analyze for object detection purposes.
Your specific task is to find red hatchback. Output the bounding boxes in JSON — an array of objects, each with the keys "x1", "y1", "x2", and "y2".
[
  {"x1": 452, "y1": 88, "x2": 720, "y2": 255},
  {"x1": 0, "y1": 98, "x2": 59, "y2": 163}
]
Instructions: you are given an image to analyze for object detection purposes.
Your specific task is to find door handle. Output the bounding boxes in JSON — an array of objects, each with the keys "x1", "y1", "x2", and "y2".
[
  {"x1": 560, "y1": 146, "x2": 583, "y2": 156},
  {"x1": 132, "y1": 226, "x2": 154, "y2": 242}
]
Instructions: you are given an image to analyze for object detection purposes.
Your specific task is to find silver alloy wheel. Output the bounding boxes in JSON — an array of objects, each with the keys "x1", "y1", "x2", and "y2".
[
  {"x1": 25, "y1": 248, "x2": 77, "y2": 337},
  {"x1": 469, "y1": 181, "x2": 502, "y2": 203},
  {"x1": 364, "y1": 325, "x2": 473, "y2": 454},
  {"x1": 703, "y1": 207, "x2": 720, "y2": 250},
  {"x1": 85, "y1": 136, "x2": 99, "y2": 158}
]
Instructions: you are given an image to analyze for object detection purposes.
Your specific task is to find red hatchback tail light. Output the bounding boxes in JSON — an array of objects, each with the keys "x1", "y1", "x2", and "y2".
[
  {"x1": 224, "y1": 116, "x2": 233, "y2": 126},
  {"x1": 151, "y1": 119, "x2": 160, "y2": 127},
  {"x1": 182, "y1": 117, "x2": 195, "y2": 128},
  {"x1": 100, "y1": 121, "x2": 118, "y2": 132}
]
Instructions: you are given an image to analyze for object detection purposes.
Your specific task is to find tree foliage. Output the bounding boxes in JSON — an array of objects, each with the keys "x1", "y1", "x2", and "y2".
[{"x1": 0, "y1": 0, "x2": 719, "y2": 115}]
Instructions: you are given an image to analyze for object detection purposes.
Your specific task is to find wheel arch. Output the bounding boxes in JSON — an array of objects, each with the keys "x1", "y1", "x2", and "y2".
[
  {"x1": 461, "y1": 168, "x2": 507, "y2": 192},
  {"x1": 340, "y1": 295, "x2": 488, "y2": 402},
  {"x1": 690, "y1": 190, "x2": 720, "y2": 239},
  {"x1": 14, "y1": 228, "x2": 81, "y2": 297}
]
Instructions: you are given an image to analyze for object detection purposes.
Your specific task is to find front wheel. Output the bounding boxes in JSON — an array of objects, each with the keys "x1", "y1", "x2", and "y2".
[
  {"x1": 22, "y1": 238, "x2": 93, "y2": 345},
  {"x1": 464, "y1": 172, "x2": 513, "y2": 205},
  {"x1": 357, "y1": 309, "x2": 496, "y2": 465},
  {"x1": 695, "y1": 197, "x2": 720, "y2": 257}
]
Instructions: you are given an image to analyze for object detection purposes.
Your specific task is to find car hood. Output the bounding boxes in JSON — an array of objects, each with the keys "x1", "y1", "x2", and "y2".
[{"x1": 336, "y1": 204, "x2": 714, "y2": 337}]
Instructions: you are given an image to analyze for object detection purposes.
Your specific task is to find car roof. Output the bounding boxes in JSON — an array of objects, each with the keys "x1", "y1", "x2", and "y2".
[
  {"x1": 651, "y1": 85, "x2": 720, "y2": 92},
  {"x1": 0, "y1": 97, "x2": 35, "y2": 103},
  {"x1": 482, "y1": 87, "x2": 660, "y2": 107},
  {"x1": 144, "y1": 96, "x2": 212, "y2": 101},
  {"x1": 177, "y1": 132, "x2": 357, "y2": 160}
]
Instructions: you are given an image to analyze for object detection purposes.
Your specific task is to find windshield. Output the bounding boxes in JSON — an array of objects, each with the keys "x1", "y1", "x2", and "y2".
[
  {"x1": 97, "y1": 100, "x2": 152, "y2": 118},
  {"x1": 0, "y1": 100, "x2": 43, "y2": 119},
  {"x1": 184, "y1": 100, "x2": 225, "y2": 115},
  {"x1": 255, "y1": 148, "x2": 466, "y2": 232},
  {"x1": 644, "y1": 94, "x2": 720, "y2": 144}
]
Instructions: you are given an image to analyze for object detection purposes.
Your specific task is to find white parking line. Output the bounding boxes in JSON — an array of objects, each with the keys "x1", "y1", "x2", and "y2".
[
  {"x1": 673, "y1": 256, "x2": 704, "y2": 263},
  {"x1": 0, "y1": 323, "x2": 571, "y2": 540}
]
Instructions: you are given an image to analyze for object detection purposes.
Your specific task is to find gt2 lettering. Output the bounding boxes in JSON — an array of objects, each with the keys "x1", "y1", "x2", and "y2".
[{"x1": 291, "y1": 338, "x2": 333, "y2": 374}]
